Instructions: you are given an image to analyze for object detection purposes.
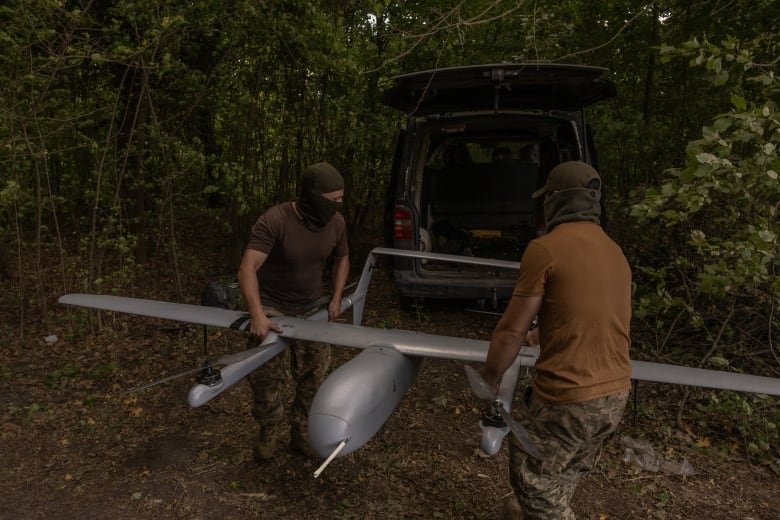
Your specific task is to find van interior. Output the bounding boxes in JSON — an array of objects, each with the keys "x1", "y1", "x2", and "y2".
[{"x1": 411, "y1": 115, "x2": 582, "y2": 271}]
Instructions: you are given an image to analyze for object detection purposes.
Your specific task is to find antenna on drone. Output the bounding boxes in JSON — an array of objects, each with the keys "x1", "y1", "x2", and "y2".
[{"x1": 314, "y1": 439, "x2": 349, "y2": 478}]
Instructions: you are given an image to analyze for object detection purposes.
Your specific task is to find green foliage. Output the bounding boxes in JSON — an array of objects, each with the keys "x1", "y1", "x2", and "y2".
[
  {"x1": 633, "y1": 97, "x2": 779, "y2": 294},
  {"x1": 692, "y1": 392, "x2": 780, "y2": 471},
  {"x1": 632, "y1": 37, "x2": 778, "y2": 301},
  {"x1": 629, "y1": 37, "x2": 779, "y2": 461}
]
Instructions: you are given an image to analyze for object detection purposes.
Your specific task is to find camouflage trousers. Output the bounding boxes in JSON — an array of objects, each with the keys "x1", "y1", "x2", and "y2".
[
  {"x1": 506, "y1": 389, "x2": 629, "y2": 520},
  {"x1": 247, "y1": 308, "x2": 331, "y2": 443}
]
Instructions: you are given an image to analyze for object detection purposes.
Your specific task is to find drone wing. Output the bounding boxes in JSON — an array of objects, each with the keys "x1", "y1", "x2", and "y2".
[
  {"x1": 274, "y1": 316, "x2": 492, "y2": 362},
  {"x1": 59, "y1": 293, "x2": 252, "y2": 329},
  {"x1": 59, "y1": 294, "x2": 780, "y2": 396},
  {"x1": 58, "y1": 293, "x2": 494, "y2": 362},
  {"x1": 275, "y1": 316, "x2": 780, "y2": 396},
  {"x1": 630, "y1": 360, "x2": 779, "y2": 396}
]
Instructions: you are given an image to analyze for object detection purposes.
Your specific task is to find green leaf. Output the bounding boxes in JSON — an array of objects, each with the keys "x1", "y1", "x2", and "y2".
[
  {"x1": 662, "y1": 210, "x2": 681, "y2": 221},
  {"x1": 696, "y1": 153, "x2": 718, "y2": 165},
  {"x1": 730, "y1": 94, "x2": 747, "y2": 112},
  {"x1": 712, "y1": 70, "x2": 729, "y2": 86}
]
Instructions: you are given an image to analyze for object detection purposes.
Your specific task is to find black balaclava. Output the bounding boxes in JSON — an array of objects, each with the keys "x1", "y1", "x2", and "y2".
[{"x1": 296, "y1": 162, "x2": 344, "y2": 231}]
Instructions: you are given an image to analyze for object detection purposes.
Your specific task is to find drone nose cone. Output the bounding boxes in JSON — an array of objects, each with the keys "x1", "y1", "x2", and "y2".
[{"x1": 308, "y1": 413, "x2": 351, "y2": 458}]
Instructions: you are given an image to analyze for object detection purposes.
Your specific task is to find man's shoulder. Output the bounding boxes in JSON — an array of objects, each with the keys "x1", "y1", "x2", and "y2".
[
  {"x1": 259, "y1": 202, "x2": 295, "y2": 223},
  {"x1": 332, "y1": 211, "x2": 346, "y2": 229},
  {"x1": 265, "y1": 201, "x2": 293, "y2": 215},
  {"x1": 532, "y1": 222, "x2": 622, "y2": 257}
]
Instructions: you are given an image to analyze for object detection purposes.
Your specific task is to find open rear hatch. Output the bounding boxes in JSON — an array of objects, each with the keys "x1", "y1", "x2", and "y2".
[{"x1": 382, "y1": 63, "x2": 616, "y2": 115}]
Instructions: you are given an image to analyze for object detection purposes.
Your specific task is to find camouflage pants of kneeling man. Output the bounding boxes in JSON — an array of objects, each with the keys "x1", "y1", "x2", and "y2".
[
  {"x1": 504, "y1": 390, "x2": 629, "y2": 520},
  {"x1": 247, "y1": 307, "x2": 331, "y2": 461}
]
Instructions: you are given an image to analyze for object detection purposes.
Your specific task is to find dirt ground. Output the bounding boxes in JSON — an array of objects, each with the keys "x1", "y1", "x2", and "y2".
[{"x1": 1, "y1": 261, "x2": 778, "y2": 519}]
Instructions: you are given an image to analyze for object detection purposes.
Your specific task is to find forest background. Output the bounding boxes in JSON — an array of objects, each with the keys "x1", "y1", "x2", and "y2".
[{"x1": 0, "y1": 0, "x2": 778, "y2": 481}]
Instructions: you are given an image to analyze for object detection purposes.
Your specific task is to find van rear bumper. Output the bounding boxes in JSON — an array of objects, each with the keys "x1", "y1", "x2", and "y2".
[{"x1": 392, "y1": 269, "x2": 516, "y2": 302}]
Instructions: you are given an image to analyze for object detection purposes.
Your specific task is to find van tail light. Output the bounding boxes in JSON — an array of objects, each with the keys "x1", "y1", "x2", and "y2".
[{"x1": 393, "y1": 206, "x2": 413, "y2": 239}]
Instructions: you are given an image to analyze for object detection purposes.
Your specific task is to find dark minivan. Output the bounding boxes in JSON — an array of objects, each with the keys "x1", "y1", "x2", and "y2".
[{"x1": 382, "y1": 63, "x2": 616, "y2": 308}]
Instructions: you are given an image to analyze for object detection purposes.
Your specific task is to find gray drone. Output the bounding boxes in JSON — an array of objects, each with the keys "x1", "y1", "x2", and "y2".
[{"x1": 59, "y1": 247, "x2": 780, "y2": 478}]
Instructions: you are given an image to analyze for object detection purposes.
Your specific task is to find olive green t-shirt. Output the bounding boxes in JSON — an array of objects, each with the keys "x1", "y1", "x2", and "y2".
[
  {"x1": 247, "y1": 202, "x2": 348, "y2": 315},
  {"x1": 514, "y1": 221, "x2": 632, "y2": 404}
]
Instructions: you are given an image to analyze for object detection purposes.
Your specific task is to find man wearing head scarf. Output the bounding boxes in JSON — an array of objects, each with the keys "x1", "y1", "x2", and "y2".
[
  {"x1": 481, "y1": 161, "x2": 632, "y2": 519},
  {"x1": 238, "y1": 161, "x2": 350, "y2": 462}
]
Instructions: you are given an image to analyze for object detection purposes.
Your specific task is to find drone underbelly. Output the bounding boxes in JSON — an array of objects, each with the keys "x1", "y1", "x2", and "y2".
[{"x1": 308, "y1": 345, "x2": 424, "y2": 458}]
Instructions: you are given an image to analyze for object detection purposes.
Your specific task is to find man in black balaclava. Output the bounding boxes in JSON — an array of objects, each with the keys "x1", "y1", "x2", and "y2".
[
  {"x1": 481, "y1": 161, "x2": 632, "y2": 519},
  {"x1": 238, "y1": 161, "x2": 350, "y2": 462},
  {"x1": 296, "y1": 161, "x2": 345, "y2": 230}
]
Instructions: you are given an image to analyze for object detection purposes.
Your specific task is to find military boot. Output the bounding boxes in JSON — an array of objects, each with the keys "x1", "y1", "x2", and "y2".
[
  {"x1": 501, "y1": 497, "x2": 523, "y2": 519},
  {"x1": 253, "y1": 424, "x2": 279, "y2": 463},
  {"x1": 289, "y1": 423, "x2": 316, "y2": 459},
  {"x1": 499, "y1": 497, "x2": 523, "y2": 520}
]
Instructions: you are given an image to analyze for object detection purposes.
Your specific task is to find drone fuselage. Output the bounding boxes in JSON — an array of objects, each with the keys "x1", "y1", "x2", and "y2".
[{"x1": 307, "y1": 345, "x2": 424, "y2": 457}]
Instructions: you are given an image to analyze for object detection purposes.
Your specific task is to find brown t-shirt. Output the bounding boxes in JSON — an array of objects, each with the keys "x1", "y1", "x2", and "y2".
[
  {"x1": 246, "y1": 202, "x2": 348, "y2": 315},
  {"x1": 514, "y1": 221, "x2": 632, "y2": 404}
]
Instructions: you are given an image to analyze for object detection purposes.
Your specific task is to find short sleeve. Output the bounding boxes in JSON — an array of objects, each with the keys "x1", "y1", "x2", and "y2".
[
  {"x1": 333, "y1": 214, "x2": 348, "y2": 258},
  {"x1": 513, "y1": 239, "x2": 552, "y2": 297},
  {"x1": 246, "y1": 209, "x2": 279, "y2": 254}
]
